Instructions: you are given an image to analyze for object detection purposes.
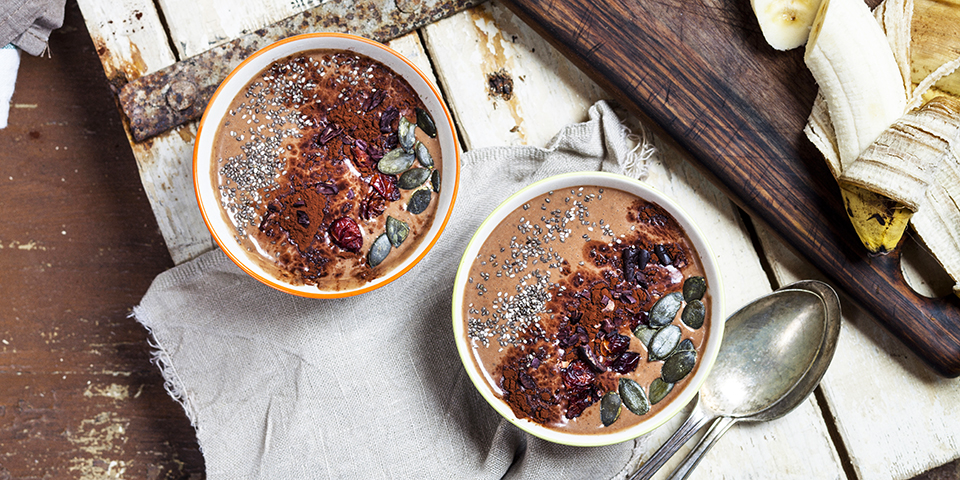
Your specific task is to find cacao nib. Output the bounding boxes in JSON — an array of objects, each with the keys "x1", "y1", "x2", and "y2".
[
  {"x1": 363, "y1": 89, "x2": 386, "y2": 112},
  {"x1": 380, "y1": 107, "x2": 399, "y2": 133},
  {"x1": 316, "y1": 182, "x2": 339, "y2": 195},
  {"x1": 654, "y1": 244, "x2": 672, "y2": 265},
  {"x1": 518, "y1": 371, "x2": 537, "y2": 390},
  {"x1": 637, "y1": 248, "x2": 651, "y2": 270},
  {"x1": 622, "y1": 246, "x2": 638, "y2": 282},
  {"x1": 296, "y1": 210, "x2": 310, "y2": 227},
  {"x1": 577, "y1": 345, "x2": 605, "y2": 373}
]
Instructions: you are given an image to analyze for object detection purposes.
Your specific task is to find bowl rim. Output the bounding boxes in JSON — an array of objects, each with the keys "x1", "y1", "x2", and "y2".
[
  {"x1": 193, "y1": 32, "x2": 460, "y2": 299},
  {"x1": 451, "y1": 171, "x2": 724, "y2": 447}
]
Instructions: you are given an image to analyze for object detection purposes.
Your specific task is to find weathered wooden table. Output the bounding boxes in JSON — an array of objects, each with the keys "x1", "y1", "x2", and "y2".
[{"x1": 72, "y1": 0, "x2": 960, "y2": 477}]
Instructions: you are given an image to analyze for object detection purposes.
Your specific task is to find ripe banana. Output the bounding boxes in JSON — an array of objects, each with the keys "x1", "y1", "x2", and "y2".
[
  {"x1": 912, "y1": 0, "x2": 960, "y2": 97},
  {"x1": 751, "y1": 0, "x2": 823, "y2": 50},
  {"x1": 804, "y1": 0, "x2": 907, "y2": 172}
]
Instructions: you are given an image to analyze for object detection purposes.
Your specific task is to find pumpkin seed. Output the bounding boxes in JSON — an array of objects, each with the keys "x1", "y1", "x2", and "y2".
[
  {"x1": 662, "y1": 349, "x2": 697, "y2": 383},
  {"x1": 676, "y1": 338, "x2": 695, "y2": 353},
  {"x1": 378, "y1": 148, "x2": 415, "y2": 175},
  {"x1": 681, "y1": 299, "x2": 705, "y2": 329},
  {"x1": 431, "y1": 169, "x2": 440, "y2": 193},
  {"x1": 407, "y1": 188, "x2": 432, "y2": 215},
  {"x1": 399, "y1": 117, "x2": 417, "y2": 152},
  {"x1": 648, "y1": 324, "x2": 681, "y2": 361},
  {"x1": 416, "y1": 107, "x2": 437, "y2": 137},
  {"x1": 683, "y1": 276, "x2": 707, "y2": 301},
  {"x1": 649, "y1": 378, "x2": 674, "y2": 405},
  {"x1": 386, "y1": 216, "x2": 409, "y2": 248},
  {"x1": 600, "y1": 391, "x2": 622, "y2": 427},
  {"x1": 633, "y1": 325, "x2": 659, "y2": 349},
  {"x1": 398, "y1": 167, "x2": 431, "y2": 189},
  {"x1": 367, "y1": 233, "x2": 391, "y2": 268},
  {"x1": 414, "y1": 141, "x2": 434, "y2": 167},
  {"x1": 649, "y1": 292, "x2": 683, "y2": 327},
  {"x1": 619, "y1": 378, "x2": 650, "y2": 416}
]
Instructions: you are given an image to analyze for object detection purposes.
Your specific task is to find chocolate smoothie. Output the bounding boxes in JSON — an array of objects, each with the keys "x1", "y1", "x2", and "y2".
[
  {"x1": 462, "y1": 186, "x2": 711, "y2": 435},
  {"x1": 212, "y1": 50, "x2": 442, "y2": 291}
]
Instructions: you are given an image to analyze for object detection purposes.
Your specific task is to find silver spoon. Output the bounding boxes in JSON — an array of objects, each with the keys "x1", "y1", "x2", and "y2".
[
  {"x1": 630, "y1": 281, "x2": 840, "y2": 480},
  {"x1": 664, "y1": 280, "x2": 841, "y2": 479}
]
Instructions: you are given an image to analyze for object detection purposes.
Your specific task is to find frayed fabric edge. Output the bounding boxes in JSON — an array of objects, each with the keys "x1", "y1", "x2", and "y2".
[
  {"x1": 619, "y1": 120, "x2": 656, "y2": 181},
  {"x1": 129, "y1": 307, "x2": 201, "y2": 428}
]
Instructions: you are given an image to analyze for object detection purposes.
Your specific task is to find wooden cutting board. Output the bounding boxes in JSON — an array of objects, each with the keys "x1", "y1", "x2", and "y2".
[{"x1": 504, "y1": 0, "x2": 960, "y2": 376}]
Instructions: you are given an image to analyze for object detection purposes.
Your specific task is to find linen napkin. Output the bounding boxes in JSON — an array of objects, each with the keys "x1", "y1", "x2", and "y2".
[{"x1": 134, "y1": 100, "x2": 655, "y2": 479}]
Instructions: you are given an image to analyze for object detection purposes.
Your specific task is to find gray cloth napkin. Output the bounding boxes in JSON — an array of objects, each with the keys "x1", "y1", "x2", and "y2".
[
  {"x1": 135, "y1": 100, "x2": 653, "y2": 479},
  {"x1": 1, "y1": 0, "x2": 66, "y2": 56}
]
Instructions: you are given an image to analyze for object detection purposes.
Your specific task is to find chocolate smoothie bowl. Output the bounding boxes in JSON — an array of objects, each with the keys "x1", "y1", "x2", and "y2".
[
  {"x1": 452, "y1": 172, "x2": 724, "y2": 446},
  {"x1": 194, "y1": 34, "x2": 459, "y2": 297}
]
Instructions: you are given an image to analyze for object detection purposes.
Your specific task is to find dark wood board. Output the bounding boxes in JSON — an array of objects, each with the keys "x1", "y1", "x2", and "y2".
[{"x1": 504, "y1": 0, "x2": 960, "y2": 376}]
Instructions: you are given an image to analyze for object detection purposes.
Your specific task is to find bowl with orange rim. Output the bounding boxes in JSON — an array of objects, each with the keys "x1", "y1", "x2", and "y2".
[{"x1": 193, "y1": 33, "x2": 459, "y2": 298}]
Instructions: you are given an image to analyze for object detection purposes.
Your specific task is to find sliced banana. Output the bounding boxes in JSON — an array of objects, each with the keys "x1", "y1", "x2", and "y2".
[{"x1": 752, "y1": 0, "x2": 823, "y2": 50}]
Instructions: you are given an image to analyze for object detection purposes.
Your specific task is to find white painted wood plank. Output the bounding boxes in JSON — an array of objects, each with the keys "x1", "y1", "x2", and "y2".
[
  {"x1": 77, "y1": 0, "x2": 177, "y2": 75},
  {"x1": 156, "y1": 0, "x2": 310, "y2": 58},
  {"x1": 421, "y1": 2, "x2": 612, "y2": 150},
  {"x1": 423, "y1": 3, "x2": 844, "y2": 477},
  {"x1": 78, "y1": 0, "x2": 217, "y2": 263},
  {"x1": 757, "y1": 224, "x2": 960, "y2": 480}
]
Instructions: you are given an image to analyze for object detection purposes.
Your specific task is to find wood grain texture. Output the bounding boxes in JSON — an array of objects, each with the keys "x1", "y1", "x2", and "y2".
[
  {"x1": 0, "y1": 2, "x2": 203, "y2": 477},
  {"x1": 504, "y1": 0, "x2": 960, "y2": 377}
]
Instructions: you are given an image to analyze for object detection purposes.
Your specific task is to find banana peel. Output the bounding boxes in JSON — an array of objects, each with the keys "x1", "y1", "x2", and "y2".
[{"x1": 839, "y1": 185, "x2": 913, "y2": 254}]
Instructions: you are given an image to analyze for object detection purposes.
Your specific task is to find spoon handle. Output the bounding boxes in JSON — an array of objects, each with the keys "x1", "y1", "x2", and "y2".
[
  {"x1": 666, "y1": 416, "x2": 738, "y2": 480},
  {"x1": 629, "y1": 398, "x2": 715, "y2": 480}
]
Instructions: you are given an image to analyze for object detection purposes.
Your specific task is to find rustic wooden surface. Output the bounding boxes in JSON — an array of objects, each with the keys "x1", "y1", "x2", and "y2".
[
  {"x1": 0, "y1": 2, "x2": 204, "y2": 477},
  {"x1": 502, "y1": 0, "x2": 960, "y2": 378},
  {"x1": 1, "y1": 0, "x2": 957, "y2": 478}
]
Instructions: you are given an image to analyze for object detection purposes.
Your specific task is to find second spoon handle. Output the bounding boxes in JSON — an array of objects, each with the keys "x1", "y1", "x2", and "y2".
[
  {"x1": 629, "y1": 396, "x2": 716, "y2": 480},
  {"x1": 666, "y1": 415, "x2": 738, "y2": 480}
]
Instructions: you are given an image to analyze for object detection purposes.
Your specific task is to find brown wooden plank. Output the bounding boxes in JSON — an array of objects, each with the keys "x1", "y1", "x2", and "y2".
[
  {"x1": 0, "y1": 2, "x2": 203, "y2": 477},
  {"x1": 503, "y1": 0, "x2": 960, "y2": 376}
]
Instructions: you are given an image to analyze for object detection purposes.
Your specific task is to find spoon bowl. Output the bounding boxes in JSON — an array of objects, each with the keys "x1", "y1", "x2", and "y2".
[{"x1": 631, "y1": 280, "x2": 841, "y2": 480}]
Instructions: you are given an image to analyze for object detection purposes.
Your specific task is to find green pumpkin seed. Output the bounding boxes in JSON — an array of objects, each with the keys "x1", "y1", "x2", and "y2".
[
  {"x1": 414, "y1": 141, "x2": 434, "y2": 167},
  {"x1": 619, "y1": 378, "x2": 650, "y2": 416},
  {"x1": 633, "y1": 325, "x2": 659, "y2": 349},
  {"x1": 600, "y1": 391, "x2": 622, "y2": 427},
  {"x1": 367, "y1": 233, "x2": 391, "y2": 268},
  {"x1": 648, "y1": 324, "x2": 681, "y2": 361},
  {"x1": 416, "y1": 107, "x2": 437, "y2": 137},
  {"x1": 681, "y1": 299, "x2": 705, "y2": 329},
  {"x1": 407, "y1": 188, "x2": 432, "y2": 215},
  {"x1": 661, "y1": 349, "x2": 697, "y2": 383},
  {"x1": 683, "y1": 276, "x2": 707, "y2": 301},
  {"x1": 378, "y1": 148, "x2": 415, "y2": 175},
  {"x1": 649, "y1": 292, "x2": 683, "y2": 327},
  {"x1": 676, "y1": 338, "x2": 695, "y2": 354},
  {"x1": 649, "y1": 378, "x2": 673, "y2": 405},
  {"x1": 386, "y1": 216, "x2": 409, "y2": 248},
  {"x1": 399, "y1": 117, "x2": 417, "y2": 152},
  {"x1": 398, "y1": 167, "x2": 431, "y2": 190},
  {"x1": 431, "y1": 169, "x2": 440, "y2": 193}
]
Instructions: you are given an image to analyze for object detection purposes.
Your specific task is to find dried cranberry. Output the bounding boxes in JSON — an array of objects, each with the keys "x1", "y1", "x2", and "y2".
[
  {"x1": 564, "y1": 385, "x2": 600, "y2": 419},
  {"x1": 360, "y1": 193, "x2": 386, "y2": 221},
  {"x1": 630, "y1": 311, "x2": 649, "y2": 330},
  {"x1": 351, "y1": 145, "x2": 371, "y2": 169},
  {"x1": 329, "y1": 217, "x2": 362, "y2": 252},
  {"x1": 600, "y1": 331, "x2": 631, "y2": 357},
  {"x1": 601, "y1": 318, "x2": 617, "y2": 333},
  {"x1": 370, "y1": 172, "x2": 400, "y2": 201},
  {"x1": 610, "y1": 351, "x2": 641, "y2": 374},
  {"x1": 562, "y1": 360, "x2": 595, "y2": 388}
]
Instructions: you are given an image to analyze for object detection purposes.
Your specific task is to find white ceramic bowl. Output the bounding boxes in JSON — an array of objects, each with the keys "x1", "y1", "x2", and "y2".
[
  {"x1": 451, "y1": 172, "x2": 724, "y2": 446},
  {"x1": 194, "y1": 33, "x2": 459, "y2": 298}
]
